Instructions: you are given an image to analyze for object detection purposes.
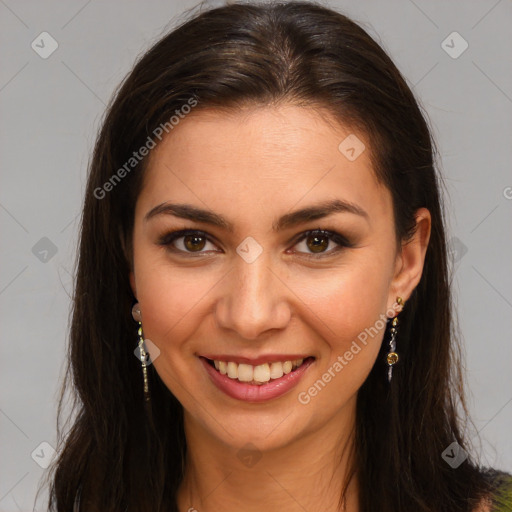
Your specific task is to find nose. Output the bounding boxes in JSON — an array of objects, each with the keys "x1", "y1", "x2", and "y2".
[{"x1": 214, "y1": 252, "x2": 291, "y2": 340}]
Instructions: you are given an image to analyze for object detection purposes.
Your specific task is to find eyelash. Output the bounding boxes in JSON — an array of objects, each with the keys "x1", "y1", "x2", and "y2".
[{"x1": 157, "y1": 228, "x2": 354, "y2": 259}]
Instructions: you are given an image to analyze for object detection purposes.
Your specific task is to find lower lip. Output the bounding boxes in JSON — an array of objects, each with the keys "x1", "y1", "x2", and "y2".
[{"x1": 200, "y1": 357, "x2": 315, "y2": 403}]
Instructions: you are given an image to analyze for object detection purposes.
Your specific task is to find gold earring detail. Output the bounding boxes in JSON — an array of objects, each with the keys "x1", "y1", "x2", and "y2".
[
  {"x1": 132, "y1": 303, "x2": 151, "y2": 402},
  {"x1": 387, "y1": 296, "x2": 404, "y2": 383}
]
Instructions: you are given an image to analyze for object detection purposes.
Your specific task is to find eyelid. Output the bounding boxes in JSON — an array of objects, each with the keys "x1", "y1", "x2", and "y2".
[
  {"x1": 157, "y1": 229, "x2": 220, "y2": 254},
  {"x1": 157, "y1": 228, "x2": 354, "y2": 257},
  {"x1": 288, "y1": 229, "x2": 354, "y2": 259}
]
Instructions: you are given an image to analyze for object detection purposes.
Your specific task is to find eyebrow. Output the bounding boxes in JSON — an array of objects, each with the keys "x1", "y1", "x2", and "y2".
[{"x1": 144, "y1": 198, "x2": 369, "y2": 232}]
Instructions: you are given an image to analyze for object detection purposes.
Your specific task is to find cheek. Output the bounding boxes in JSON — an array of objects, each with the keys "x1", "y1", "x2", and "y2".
[
  {"x1": 294, "y1": 258, "x2": 390, "y2": 386},
  {"x1": 135, "y1": 262, "x2": 218, "y2": 350},
  {"x1": 295, "y1": 255, "x2": 390, "y2": 341},
  {"x1": 134, "y1": 263, "x2": 218, "y2": 403},
  {"x1": 294, "y1": 315, "x2": 386, "y2": 414},
  {"x1": 132, "y1": 241, "x2": 229, "y2": 386}
]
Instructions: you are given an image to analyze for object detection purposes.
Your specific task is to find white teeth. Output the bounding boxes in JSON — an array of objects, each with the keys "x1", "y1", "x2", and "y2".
[
  {"x1": 211, "y1": 357, "x2": 308, "y2": 384},
  {"x1": 253, "y1": 363, "x2": 270, "y2": 383},
  {"x1": 269, "y1": 362, "x2": 284, "y2": 379},
  {"x1": 237, "y1": 364, "x2": 253, "y2": 382},
  {"x1": 227, "y1": 361, "x2": 238, "y2": 379}
]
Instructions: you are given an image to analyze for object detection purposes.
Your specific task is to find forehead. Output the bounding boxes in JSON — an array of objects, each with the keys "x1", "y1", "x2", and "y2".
[{"x1": 138, "y1": 104, "x2": 391, "y2": 226}]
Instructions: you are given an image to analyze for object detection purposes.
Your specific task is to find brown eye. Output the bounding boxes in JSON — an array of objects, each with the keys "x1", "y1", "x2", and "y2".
[
  {"x1": 183, "y1": 234, "x2": 207, "y2": 252},
  {"x1": 158, "y1": 228, "x2": 352, "y2": 258},
  {"x1": 306, "y1": 233, "x2": 330, "y2": 253},
  {"x1": 157, "y1": 229, "x2": 219, "y2": 255},
  {"x1": 291, "y1": 229, "x2": 352, "y2": 258}
]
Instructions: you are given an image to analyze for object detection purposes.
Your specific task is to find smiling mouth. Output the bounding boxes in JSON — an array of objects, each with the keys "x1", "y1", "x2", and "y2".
[{"x1": 203, "y1": 356, "x2": 315, "y2": 386}]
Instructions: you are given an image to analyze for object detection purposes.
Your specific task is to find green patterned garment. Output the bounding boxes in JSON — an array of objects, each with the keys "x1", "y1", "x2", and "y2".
[{"x1": 485, "y1": 469, "x2": 512, "y2": 511}]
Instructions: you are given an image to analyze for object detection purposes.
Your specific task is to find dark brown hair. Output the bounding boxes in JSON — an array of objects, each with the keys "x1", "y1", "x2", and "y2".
[{"x1": 44, "y1": 1, "x2": 492, "y2": 510}]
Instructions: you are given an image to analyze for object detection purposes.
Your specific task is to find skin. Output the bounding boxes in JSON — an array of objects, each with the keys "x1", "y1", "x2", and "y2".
[{"x1": 129, "y1": 104, "x2": 431, "y2": 512}]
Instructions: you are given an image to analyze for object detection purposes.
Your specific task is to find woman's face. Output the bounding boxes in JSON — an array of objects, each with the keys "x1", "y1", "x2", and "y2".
[{"x1": 129, "y1": 104, "x2": 429, "y2": 451}]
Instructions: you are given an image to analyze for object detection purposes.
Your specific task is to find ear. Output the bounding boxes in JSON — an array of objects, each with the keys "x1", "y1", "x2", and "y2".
[{"x1": 388, "y1": 207, "x2": 431, "y2": 307}]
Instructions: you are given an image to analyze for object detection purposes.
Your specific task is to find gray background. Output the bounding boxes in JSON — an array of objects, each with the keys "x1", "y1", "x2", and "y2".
[{"x1": 1, "y1": 0, "x2": 511, "y2": 510}]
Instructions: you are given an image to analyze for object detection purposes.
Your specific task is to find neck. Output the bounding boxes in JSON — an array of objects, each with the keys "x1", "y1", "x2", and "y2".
[{"x1": 176, "y1": 397, "x2": 360, "y2": 512}]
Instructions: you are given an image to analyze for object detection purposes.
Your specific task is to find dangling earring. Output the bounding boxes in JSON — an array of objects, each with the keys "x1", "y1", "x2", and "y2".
[
  {"x1": 132, "y1": 303, "x2": 151, "y2": 402},
  {"x1": 387, "y1": 296, "x2": 404, "y2": 383}
]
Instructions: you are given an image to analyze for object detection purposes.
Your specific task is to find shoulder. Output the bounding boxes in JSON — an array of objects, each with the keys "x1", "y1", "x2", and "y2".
[{"x1": 475, "y1": 468, "x2": 512, "y2": 512}]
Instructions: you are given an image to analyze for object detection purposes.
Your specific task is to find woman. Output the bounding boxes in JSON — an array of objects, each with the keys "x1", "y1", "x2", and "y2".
[{"x1": 45, "y1": 1, "x2": 512, "y2": 511}]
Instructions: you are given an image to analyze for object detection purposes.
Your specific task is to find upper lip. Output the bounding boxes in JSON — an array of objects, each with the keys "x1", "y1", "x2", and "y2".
[{"x1": 200, "y1": 354, "x2": 313, "y2": 366}]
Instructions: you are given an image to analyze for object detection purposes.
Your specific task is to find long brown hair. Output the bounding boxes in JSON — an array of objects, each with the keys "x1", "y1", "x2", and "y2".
[{"x1": 44, "y1": 2, "x2": 492, "y2": 510}]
